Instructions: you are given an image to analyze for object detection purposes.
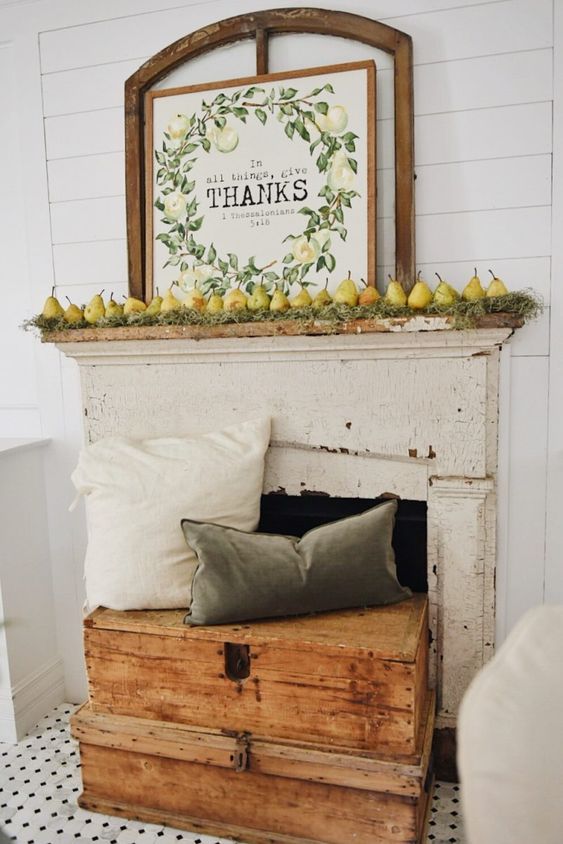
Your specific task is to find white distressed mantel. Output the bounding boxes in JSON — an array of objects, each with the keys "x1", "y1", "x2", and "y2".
[{"x1": 58, "y1": 327, "x2": 514, "y2": 731}]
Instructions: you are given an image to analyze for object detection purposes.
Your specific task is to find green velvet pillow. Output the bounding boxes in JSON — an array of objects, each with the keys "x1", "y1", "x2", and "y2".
[{"x1": 181, "y1": 500, "x2": 411, "y2": 626}]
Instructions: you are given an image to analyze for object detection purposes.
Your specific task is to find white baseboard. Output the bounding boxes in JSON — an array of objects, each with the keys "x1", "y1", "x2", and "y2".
[{"x1": 0, "y1": 657, "x2": 65, "y2": 743}]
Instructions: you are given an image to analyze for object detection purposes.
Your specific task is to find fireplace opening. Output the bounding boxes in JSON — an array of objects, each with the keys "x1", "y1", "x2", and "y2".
[{"x1": 258, "y1": 495, "x2": 427, "y2": 593}]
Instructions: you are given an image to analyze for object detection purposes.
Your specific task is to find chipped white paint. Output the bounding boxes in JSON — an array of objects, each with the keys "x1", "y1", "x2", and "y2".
[{"x1": 58, "y1": 327, "x2": 513, "y2": 728}]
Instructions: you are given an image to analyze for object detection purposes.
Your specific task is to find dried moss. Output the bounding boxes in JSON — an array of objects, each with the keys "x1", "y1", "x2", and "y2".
[{"x1": 23, "y1": 289, "x2": 543, "y2": 337}]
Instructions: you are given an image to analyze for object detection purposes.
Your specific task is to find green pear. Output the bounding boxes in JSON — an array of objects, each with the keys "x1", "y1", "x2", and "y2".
[
  {"x1": 433, "y1": 273, "x2": 458, "y2": 307},
  {"x1": 42, "y1": 287, "x2": 64, "y2": 319},
  {"x1": 63, "y1": 297, "x2": 84, "y2": 324},
  {"x1": 333, "y1": 271, "x2": 359, "y2": 306},
  {"x1": 462, "y1": 268, "x2": 486, "y2": 301},
  {"x1": 123, "y1": 295, "x2": 146, "y2": 315},
  {"x1": 84, "y1": 290, "x2": 106, "y2": 324},
  {"x1": 206, "y1": 293, "x2": 224, "y2": 313},
  {"x1": 160, "y1": 286, "x2": 182, "y2": 312},
  {"x1": 312, "y1": 279, "x2": 333, "y2": 310},
  {"x1": 224, "y1": 287, "x2": 248, "y2": 311},
  {"x1": 384, "y1": 275, "x2": 407, "y2": 307},
  {"x1": 486, "y1": 269, "x2": 509, "y2": 298},
  {"x1": 358, "y1": 278, "x2": 380, "y2": 306},
  {"x1": 248, "y1": 284, "x2": 271, "y2": 311},
  {"x1": 407, "y1": 272, "x2": 433, "y2": 310},
  {"x1": 290, "y1": 285, "x2": 313, "y2": 309},
  {"x1": 146, "y1": 289, "x2": 163, "y2": 315},
  {"x1": 105, "y1": 292, "x2": 124, "y2": 317},
  {"x1": 270, "y1": 286, "x2": 290, "y2": 312},
  {"x1": 183, "y1": 283, "x2": 205, "y2": 311}
]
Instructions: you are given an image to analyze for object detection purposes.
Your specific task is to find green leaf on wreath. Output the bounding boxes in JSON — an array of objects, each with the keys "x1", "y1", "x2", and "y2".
[
  {"x1": 218, "y1": 259, "x2": 229, "y2": 275},
  {"x1": 347, "y1": 157, "x2": 358, "y2": 174},
  {"x1": 255, "y1": 109, "x2": 267, "y2": 125},
  {"x1": 207, "y1": 243, "x2": 217, "y2": 264},
  {"x1": 317, "y1": 152, "x2": 328, "y2": 172},
  {"x1": 201, "y1": 137, "x2": 211, "y2": 152},
  {"x1": 280, "y1": 87, "x2": 298, "y2": 100},
  {"x1": 214, "y1": 116, "x2": 226, "y2": 129},
  {"x1": 295, "y1": 119, "x2": 310, "y2": 141},
  {"x1": 189, "y1": 217, "x2": 204, "y2": 231},
  {"x1": 228, "y1": 253, "x2": 239, "y2": 270},
  {"x1": 324, "y1": 253, "x2": 336, "y2": 272},
  {"x1": 314, "y1": 102, "x2": 329, "y2": 115},
  {"x1": 285, "y1": 122, "x2": 295, "y2": 140}
]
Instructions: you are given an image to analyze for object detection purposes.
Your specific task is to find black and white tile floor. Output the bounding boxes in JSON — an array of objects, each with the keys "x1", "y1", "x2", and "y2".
[{"x1": 0, "y1": 705, "x2": 465, "y2": 844}]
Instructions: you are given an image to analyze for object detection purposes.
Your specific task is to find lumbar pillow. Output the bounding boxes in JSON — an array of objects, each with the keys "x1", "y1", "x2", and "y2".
[
  {"x1": 72, "y1": 417, "x2": 271, "y2": 611},
  {"x1": 182, "y1": 500, "x2": 411, "y2": 626}
]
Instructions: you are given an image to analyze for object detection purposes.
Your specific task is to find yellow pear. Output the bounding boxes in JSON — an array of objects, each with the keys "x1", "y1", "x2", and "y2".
[
  {"x1": 206, "y1": 293, "x2": 224, "y2": 313},
  {"x1": 84, "y1": 290, "x2": 105, "y2": 324},
  {"x1": 270, "y1": 287, "x2": 291, "y2": 313},
  {"x1": 486, "y1": 269, "x2": 509, "y2": 298},
  {"x1": 224, "y1": 287, "x2": 248, "y2": 311},
  {"x1": 105, "y1": 293, "x2": 124, "y2": 318},
  {"x1": 183, "y1": 282, "x2": 205, "y2": 311},
  {"x1": 290, "y1": 285, "x2": 313, "y2": 309},
  {"x1": 433, "y1": 273, "x2": 459, "y2": 307},
  {"x1": 160, "y1": 286, "x2": 182, "y2": 312},
  {"x1": 358, "y1": 279, "x2": 380, "y2": 306},
  {"x1": 333, "y1": 271, "x2": 359, "y2": 306},
  {"x1": 312, "y1": 279, "x2": 333, "y2": 309},
  {"x1": 42, "y1": 287, "x2": 64, "y2": 319},
  {"x1": 146, "y1": 289, "x2": 163, "y2": 315},
  {"x1": 248, "y1": 284, "x2": 271, "y2": 311},
  {"x1": 462, "y1": 267, "x2": 486, "y2": 301},
  {"x1": 63, "y1": 297, "x2": 84, "y2": 324},
  {"x1": 408, "y1": 272, "x2": 433, "y2": 310},
  {"x1": 384, "y1": 275, "x2": 407, "y2": 307},
  {"x1": 123, "y1": 295, "x2": 147, "y2": 315}
]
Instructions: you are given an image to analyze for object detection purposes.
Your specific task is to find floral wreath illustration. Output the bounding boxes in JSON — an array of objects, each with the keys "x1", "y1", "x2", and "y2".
[{"x1": 154, "y1": 82, "x2": 360, "y2": 295}]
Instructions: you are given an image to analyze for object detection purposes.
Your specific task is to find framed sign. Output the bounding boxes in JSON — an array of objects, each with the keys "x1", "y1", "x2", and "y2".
[{"x1": 145, "y1": 60, "x2": 375, "y2": 299}]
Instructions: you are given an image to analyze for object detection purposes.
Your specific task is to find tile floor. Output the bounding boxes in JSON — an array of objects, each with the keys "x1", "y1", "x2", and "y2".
[{"x1": 0, "y1": 704, "x2": 465, "y2": 844}]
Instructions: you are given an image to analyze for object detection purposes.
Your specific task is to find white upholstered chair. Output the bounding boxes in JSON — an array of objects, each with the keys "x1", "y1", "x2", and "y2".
[{"x1": 458, "y1": 605, "x2": 563, "y2": 844}]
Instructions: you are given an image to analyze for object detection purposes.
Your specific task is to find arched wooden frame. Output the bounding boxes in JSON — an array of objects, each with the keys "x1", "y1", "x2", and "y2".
[{"x1": 125, "y1": 7, "x2": 414, "y2": 301}]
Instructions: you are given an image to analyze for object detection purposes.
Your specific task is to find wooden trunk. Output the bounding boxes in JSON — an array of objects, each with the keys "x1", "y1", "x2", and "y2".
[
  {"x1": 84, "y1": 594, "x2": 429, "y2": 756},
  {"x1": 72, "y1": 692, "x2": 435, "y2": 844}
]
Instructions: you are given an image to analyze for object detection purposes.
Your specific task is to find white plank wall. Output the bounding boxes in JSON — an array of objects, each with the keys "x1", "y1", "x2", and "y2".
[{"x1": 0, "y1": 0, "x2": 556, "y2": 699}]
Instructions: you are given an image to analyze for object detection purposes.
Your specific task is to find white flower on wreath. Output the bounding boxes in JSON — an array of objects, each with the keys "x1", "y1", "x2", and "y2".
[
  {"x1": 167, "y1": 114, "x2": 190, "y2": 141},
  {"x1": 291, "y1": 235, "x2": 320, "y2": 264},
  {"x1": 327, "y1": 150, "x2": 355, "y2": 191},
  {"x1": 207, "y1": 122, "x2": 239, "y2": 153},
  {"x1": 163, "y1": 191, "x2": 188, "y2": 220},
  {"x1": 178, "y1": 264, "x2": 214, "y2": 291},
  {"x1": 311, "y1": 229, "x2": 331, "y2": 252},
  {"x1": 316, "y1": 105, "x2": 349, "y2": 135}
]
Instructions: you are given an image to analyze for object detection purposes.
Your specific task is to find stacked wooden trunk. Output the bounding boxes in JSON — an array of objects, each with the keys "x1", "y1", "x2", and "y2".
[{"x1": 71, "y1": 593, "x2": 434, "y2": 844}]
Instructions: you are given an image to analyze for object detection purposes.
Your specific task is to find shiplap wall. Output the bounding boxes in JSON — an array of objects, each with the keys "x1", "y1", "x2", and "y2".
[{"x1": 0, "y1": 0, "x2": 556, "y2": 699}]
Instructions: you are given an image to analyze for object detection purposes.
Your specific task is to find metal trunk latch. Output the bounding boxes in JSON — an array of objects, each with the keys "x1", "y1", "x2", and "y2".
[{"x1": 224, "y1": 642, "x2": 251, "y2": 681}]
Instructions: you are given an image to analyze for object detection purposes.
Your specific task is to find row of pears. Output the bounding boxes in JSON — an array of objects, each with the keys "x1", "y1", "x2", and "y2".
[{"x1": 40, "y1": 269, "x2": 509, "y2": 324}]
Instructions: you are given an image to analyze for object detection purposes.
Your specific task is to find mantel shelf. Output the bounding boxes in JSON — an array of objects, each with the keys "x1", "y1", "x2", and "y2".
[{"x1": 42, "y1": 312, "x2": 523, "y2": 345}]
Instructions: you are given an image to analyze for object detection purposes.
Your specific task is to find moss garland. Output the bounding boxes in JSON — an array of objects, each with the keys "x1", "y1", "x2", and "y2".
[{"x1": 24, "y1": 289, "x2": 542, "y2": 336}]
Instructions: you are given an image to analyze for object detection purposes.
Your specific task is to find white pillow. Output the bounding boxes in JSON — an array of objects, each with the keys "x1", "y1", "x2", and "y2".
[{"x1": 72, "y1": 417, "x2": 271, "y2": 611}]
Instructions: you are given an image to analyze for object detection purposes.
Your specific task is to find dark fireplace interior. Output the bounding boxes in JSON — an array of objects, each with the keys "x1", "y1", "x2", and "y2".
[{"x1": 258, "y1": 494, "x2": 427, "y2": 593}]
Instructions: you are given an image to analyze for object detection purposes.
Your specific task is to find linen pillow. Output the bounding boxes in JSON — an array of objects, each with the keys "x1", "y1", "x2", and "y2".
[
  {"x1": 182, "y1": 500, "x2": 411, "y2": 626},
  {"x1": 72, "y1": 417, "x2": 270, "y2": 611}
]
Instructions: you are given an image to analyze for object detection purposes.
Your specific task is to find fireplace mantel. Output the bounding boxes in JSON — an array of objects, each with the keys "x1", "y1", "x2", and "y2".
[{"x1": 58, "y1": 326, "x2": 514, "y2": 744}]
